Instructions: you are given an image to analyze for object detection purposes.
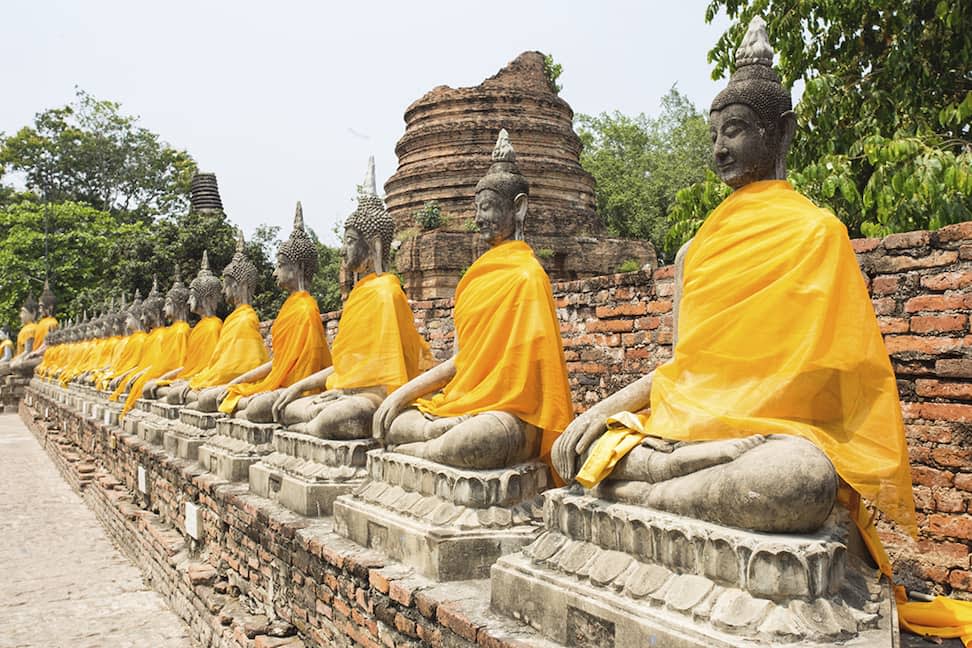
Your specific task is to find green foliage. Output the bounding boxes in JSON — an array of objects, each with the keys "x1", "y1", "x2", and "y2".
[
  {"x1": 414, "y1": 200, "x2": 442, "y2": 230},
  {"x1": 247, "y1": 224, "x2": 285, "y2": 321},
  {"x1": 463, "y1": 219, "x2": 479, "y2": 232},
  {"x1": 665, "y1": 170, "x2": 732, "y2": 251},
  {"x1": 616, "y1": 259, "x2": 641, "y2": 273},
  {"x1": 0, "y1": 88, "x2": 195, "y2": 221},
  {"x1": 698, "y1": 0, "x2": 972, "y2": 236},
  {"x1": 543, "y1": 54, "x2": 563, "y2": 94},
  {"x1": 577, "y1": 88, "x2": 712, "y2": 259},
  {"x1": 535, "y1": 247, "x2": 554, "y2": 260}
]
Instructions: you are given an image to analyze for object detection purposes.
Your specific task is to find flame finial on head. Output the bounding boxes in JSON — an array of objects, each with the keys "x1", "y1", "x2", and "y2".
[{"x1": 492, "y1": 128, "x2": 516, "y2": 164}]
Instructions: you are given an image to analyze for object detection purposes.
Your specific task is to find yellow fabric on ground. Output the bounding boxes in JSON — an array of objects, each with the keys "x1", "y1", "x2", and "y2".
[
  {"x1": 188, "y1": 305, "x2": 268, "y2": 390},
  {"x1": 153, "y1": 316, "x2": 222, "y2": 387},
  {"x1": 99, "y1": 330, "x2": 147, "y2": 391},
  {"x1": 121, "y1": 321, "x2": 190, "y2": 416},
  {"x1": 325, "y1": 273, "x2": 432, "y2": 393},
  {"x1": 577, "y1": 180, "x2": 916, "y2": 535},
  {"x1": 416, "y1": 240, "x2": 573, "y2": 466},
  {"x1": 33, "y1": 316, "x2": 58, "y2": 348},
  {"x1": 219, "y1": 291, "x2": 328, "y2": 414},
  {"x1": 16, "y1": 323, "x2": 37, "y2": 355}
]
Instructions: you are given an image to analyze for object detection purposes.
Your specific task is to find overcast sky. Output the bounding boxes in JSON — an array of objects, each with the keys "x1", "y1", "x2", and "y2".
[{"x1": 1, "y1": 1, "x2": 731, "y2": 245}]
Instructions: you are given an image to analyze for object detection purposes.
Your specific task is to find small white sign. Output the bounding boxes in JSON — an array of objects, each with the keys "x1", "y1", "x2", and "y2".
[
  {"x1": 137, "y1": 466, "x2": 148, "y2": 494},
  {"x1": 185, "y1": 501, "x2": 202, "y2": 540},
  {"x1": 104, "y1": 410, "x2": 111, "y2": 426}
]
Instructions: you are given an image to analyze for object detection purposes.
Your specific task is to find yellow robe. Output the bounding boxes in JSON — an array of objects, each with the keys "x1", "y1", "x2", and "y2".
[
  {"x1": 325, "y1": 273, "x2": 433, "y2": 393},
  {"x1": 16, "y1": 323, "x2": 37, "y2": 355},
  {"x1": 1, "y1": 338, "x2": 14, "y2": 360},
  {"x1": 188, "y1": 305, "x2": 268, "y2": 390},
  {"x1": 416, "y1": 240, "x2": 573, "y2": 464},
  {"x1": 578, "y1": 180, "x2": 916, "y2": 533},
  {"x1": 99, "y1": 330, "x2": 147, "y2": 391},
  {"x1": 219, "y1": 291, "x2": 329, "y2": 414},
  {"x1": 110, "y1": 327, "x2": 167, "y2": 401},
  {"x1": 33, "y1": 316, "x2": 57, "y2": 348},
  {"x1": 121, "y1": 321, "x2": 190, "y2": 416},
  {"x1": 152, "y1": 316, "x2": 222, "y2": 387}
]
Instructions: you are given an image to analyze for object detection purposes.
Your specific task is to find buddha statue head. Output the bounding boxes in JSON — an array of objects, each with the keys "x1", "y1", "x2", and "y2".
[
  {"x1": 112, "y1": 292, "x2": 128, "y2": 336},
  {"x1": 344, "y1": 157, "x2": 394, "y2": 275},
  {"x1": 474, "y1": 129, "x2": 529, "y2": 246},
  {"x1": 709, "y1": 16, "x2": 796, "y2": 190},
  {"x1": 141, "y1": 276, "x2": 165, "y2": 329},
  {"x1": 20, "y1": 294, "x2": 38, "y2": 325},
  {"x1": 164, "y1": 266, "x2": 190, "y2": 323},
  {"x1": 222, "y1": 231, "x2": 259, "y2": 307},
  {"x1": 274, "y1": 202, "x2": 318, "y2": 292},
  {"x1": 190, "y1": 250, "x2": 223, "y2": 316},
  {"x1": 39, "y1": 279, "x2": 56, "y2": 318},
  {"x1": 126, "y1": 289, "x2": 144, "y2": 333}
]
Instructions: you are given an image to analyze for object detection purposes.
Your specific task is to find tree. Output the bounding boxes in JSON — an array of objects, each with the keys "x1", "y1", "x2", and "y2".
[
  {"x1": 694, "y1": 0, "x2": 972, "y2": 238},
  {"x1": 0, "y1": 88, "x2": 196, "y2": 221},
  {"x1": 577, "y1": 88, "x2": 712, "y2": 259}
]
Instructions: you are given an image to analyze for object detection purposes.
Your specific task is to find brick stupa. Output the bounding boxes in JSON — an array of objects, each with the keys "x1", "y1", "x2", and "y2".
[{"x1": 385, "y1": 51, "x2": 657, "y2": 299}]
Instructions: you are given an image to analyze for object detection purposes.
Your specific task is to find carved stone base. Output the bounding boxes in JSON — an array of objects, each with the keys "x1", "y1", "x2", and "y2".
[
  {"x1": 249, "y1": 431, "x2": 376, "y2": 517},
  {"x1": 138, "y1": 416, "x2": 171, "y2": 446},
  {"x1": 162, "y1": 422, "x2": 213, "y2": 460},
  {"x1": 123, "y1": 409, "x2": 151, "y2": 436},
  {"x1": 197, "y1": 418, "x2": 279, "y2": 481},
  {"x1": 179, "y1": 408, "x2": 225, "y2": 430},
  {"x1": 148, "y1": 401, "x2": 182, "y2": 420},
  {"x1": 333, "y1": 450, "x2": 549, "y2": 581},
  {"x1": 490, "y1": 489, "x2": 897, "y2": 647}
]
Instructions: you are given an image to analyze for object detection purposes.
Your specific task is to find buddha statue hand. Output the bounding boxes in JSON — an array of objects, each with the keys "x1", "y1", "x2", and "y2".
[
  {"x1": 215, "y1": 385, "x2": 230, "y2": 408},
  {"x1": 372, "y1": 389, "x2": 410, "y2": 442},
  {"x1": 641, "y1": 436, "x2": 677, "y2": 452},
  {"x1": 552, "y1": 410, "x2": 609, "y2": 482},
  {"x1": 271, "y1": 385, "x2": 303, "y2": 422}
]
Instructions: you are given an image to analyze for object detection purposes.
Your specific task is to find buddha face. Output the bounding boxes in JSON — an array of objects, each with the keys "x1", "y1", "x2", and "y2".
[
  {"x1": 126, "y1": 312, "x2": 140, "y2": 332},
  {"x1": 475, "y1": 188, "x2": 516, "y2": 247},
  {"x1": 343, "y1": 227, "x2": 372, "y2": 274},
  {"x1": 188, "y1": 287, "x2": 199, "y2": 314},
  {"x1": 709, "y1": 103, "x2": 781, "y2": 190},
  {"x1": 273, "y1": 254, "x2": 302, "y2": 291},
  {"x1": 19, "y1": 307, "x2": 33, "y2": 325},
  {"x1": 163, "y1": 296, "x2": 175, "y2": 320}
]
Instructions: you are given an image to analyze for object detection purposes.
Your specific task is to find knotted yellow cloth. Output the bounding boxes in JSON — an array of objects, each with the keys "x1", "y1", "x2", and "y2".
[
  {"x1": 416, "y1": 240, "x2": 573, "y2": 464},
  {"x1": 16, "y1": 323, "x2": 37, "y2": 355},
  {"x1": 152, "y1": 315, "x2": 222, "y2": 387},
  {"x1": 33, "y1": 316, "x2": 58, "y2": 348},
  {"x1": 219, "y1": 291, "x2": 329, "y2": 414},
  {"x1": 99, "y1": 330, "x2": 147, "y2": 391},
  {"x1": 325, "y1": 273, "x2": 433, "y2": 393},
  {"x1": 578, "y1": 180, "x2": 916, "y2": 534},
  {"x1": 188, "y1": 305, "x2": 268, "y2": 390},
  {"x1": 121, "y1": 321, "x2": 190, "y2": 416}
]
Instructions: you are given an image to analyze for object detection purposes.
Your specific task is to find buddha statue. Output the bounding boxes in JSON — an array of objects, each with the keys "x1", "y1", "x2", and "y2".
[
  {"x1": 269, "y1": 157, "x2": 432, "y2": 439},
  {"x1": 551, "y1": 17, "x2": 915, "y2": 536},
  {"x1": 3, "y1": 295, "x2": 39, "y2": 377},
  {"x1": 371, "y1": 130, "x2": 573, "y2": 470},
  {"x1": 81, "y1": 294, "x2": 127, "y2": 387},
  {"x1": 0, "y1": 330, "x2": 12, "y2": 363},
  {"x1": 145, "y1": 252, "x2": 224, "y2": 401},
  {"x1": 101, "y1": 290, "x2": 149, "y2": 392},
  {"x1": 176, "y1": 236, "x2": 269, "y2": 410},
  {"x1": 212, "y1": 203, "x2": 330, "y2": 422}
]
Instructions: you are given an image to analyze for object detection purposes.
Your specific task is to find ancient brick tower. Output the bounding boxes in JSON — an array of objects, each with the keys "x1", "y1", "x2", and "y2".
[{"x1": 385, "y1": 51, "x2": 657, "y2": 299}]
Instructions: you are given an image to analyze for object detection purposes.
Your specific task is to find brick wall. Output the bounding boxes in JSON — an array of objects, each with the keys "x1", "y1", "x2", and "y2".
[{"x1": 322, "y1": 222, "x2": 972, "y2": 598}]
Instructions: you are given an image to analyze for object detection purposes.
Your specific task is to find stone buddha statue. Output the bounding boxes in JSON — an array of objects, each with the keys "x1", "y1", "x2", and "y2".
[
  {"x1": 268, "y1": 157, "x2": 432, "y2": 439},
  {"x1": 144, "y1": 252, "x2": 224, "y2": 401},
  {"x1": 11, "y1": 282, "x2": 58, "y2": 376},
  {"x1": 371, "y1": 130, "x2": 573, "y2": 470},
  {"x1": 0, "y1": 295, "x2": 37, "y2": 376},
  {"x1": 0, "y1": 330, "x2": 12, "y2": 363},
  {"x1": 102, "y1": 290, "x2": 149, "y2": 392},
  {"x1": 213, "y1": 206, "x2": 329, "y2": 421},
  {"x1": 177, "y1": 237, "x2": 268, "y2": 410},
  {"x1": 551, "y1": 17, "x2": 915, "y2": 536}
]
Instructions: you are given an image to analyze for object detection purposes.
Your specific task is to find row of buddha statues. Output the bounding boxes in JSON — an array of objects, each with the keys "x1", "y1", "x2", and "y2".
[{"x1": 15, "y1": 18, "x2": 938, "y2": 645}]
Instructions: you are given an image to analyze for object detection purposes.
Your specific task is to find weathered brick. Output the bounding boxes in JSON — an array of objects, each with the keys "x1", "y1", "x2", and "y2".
[
  {"x1": 936, "y1": 359, "x2": 972, "y2": 378},
  {"x1": 586, "y1": 319, "x2": 633, "y2": 333},
  {"x1": 884, "y1": 335, "x2": 968, "y2": 356},
  {"x1": 935, "y1": 489, "x2": 968, "y2": 513},
  {"x1": 852, "y1": 237, "x2": 882, "y2": 253},
  {"x1": 883, "y1": 231, "x2": 930, "y2": 249},
  {"x1": 906, "y1": 424, "x2": 954, "y2": 444},
  {"x1": 949, "y1": 569, "x2": 972, "y2": 591},
  {"x1": 911, "y1": 315, "x2": 967, "y2": 333},
  {"x1": 871, "y1": 275, "x2": 899, "y2": 294},
  {"x1": 928, "y1": 514, "x2": 972, "y2": 541},
  {"x1": 872, "y1": 297, "x2": 897, "y2": 315},
  {"x1": 647, "y1": 300, "x2": 672, "y2": 314},
  {"x1": 436, "y1": 603, "x2": 479, "y2": 642},
  {"x1": 917, "y1": 402, "x2": 972, "y2": 423},
  {"x1": 905, "y1": 294, "x2": 971, "y2": 313},
  {"x1": 594, "y1": 303, "x2": 648, "y2": 318},
  {"x1": 937, "y1": 221, "x2": 972, "y2": 243},
  {"x1": 873, "y1": 250, "x2": 958, "y2": 272},
  {"x1": 921, "y1": 271, "x2": 972, "y2": 291},
  {"x1": 956, "y1": 474, "x2": 972, "y2": 492},
  {"x1": 933, "y1": 447, "x2": 972, "y2": 469},
  {"x1": 912, "y1": 466, "x2": 954, "y2": 487},
  {"x1": 878, "y1": 317, "x2": 909, "y2": 334}
]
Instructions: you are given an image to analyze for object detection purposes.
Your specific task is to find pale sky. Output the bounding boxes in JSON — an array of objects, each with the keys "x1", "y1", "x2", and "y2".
[{"x1": 1, "y1": 1, "x2": 731, "y2": 246}]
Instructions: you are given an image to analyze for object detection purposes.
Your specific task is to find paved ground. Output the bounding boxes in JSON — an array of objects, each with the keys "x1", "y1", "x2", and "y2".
[{"x1": 0, "y1": 413, "x2": 192, "y2": 648}]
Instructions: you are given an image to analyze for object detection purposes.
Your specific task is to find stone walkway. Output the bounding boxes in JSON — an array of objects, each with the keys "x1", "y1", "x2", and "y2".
[{"x1": 0, "y1": 413, "x2": 192, "y2": 648}]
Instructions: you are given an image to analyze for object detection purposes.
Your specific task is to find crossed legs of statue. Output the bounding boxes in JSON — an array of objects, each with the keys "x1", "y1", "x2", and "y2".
[
  {"x1": 591, "y1": 434, "x2": 837, "y2": 534},
  {"x1": 386, "y1": 408, "x2": 540, "y2": 470},
  {"x1": 190, "y1": 386, "x2": 224, "y2": 412},
  {"x1": 280, "y1": 391, "x2": 384, "y2": 440}
]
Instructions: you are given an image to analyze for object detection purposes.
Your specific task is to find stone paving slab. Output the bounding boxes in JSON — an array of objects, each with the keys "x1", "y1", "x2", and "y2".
[{"x1": 0, "y1": 413, "x2": 192, "y2": 648}]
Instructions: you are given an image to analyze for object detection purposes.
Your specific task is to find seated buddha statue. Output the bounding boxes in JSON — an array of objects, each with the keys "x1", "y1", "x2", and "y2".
[
  {"x1": 80, "y1": 295, "x2": 128, "y2": 388},
  {"x1": 551, "y1": 17, "x2": 915, "y2": 536},
  {"x1": 109, "y1": 278, "x2": 169, "y2": 399},
  {"x1": 2, "y1": 295, "x2": 38, "y2": 377},
  {"x1": 144, "y1": 252, "x2": 224, "y2": 401},
  {"x1": 101, "y1": 291, "x2": 150, "y2": 392},
  {"x1": 13, "y1": 280, "x2": 59, "y2": 377},
  {"x1": 372, "y1": 131, "x2": 573, "y2": 470},
  {"x1": 0, "y1": 330, "x2": 12, "y2": 363},
  {"x1": 269, "y1": 158, "x2": 432, "y2": 439},
  {"x1": 173, "y1": 236, "x2": 269, "y2": 410},
  {"x1": 209, "y1": 205, "x2": 329, "y2": 421}
]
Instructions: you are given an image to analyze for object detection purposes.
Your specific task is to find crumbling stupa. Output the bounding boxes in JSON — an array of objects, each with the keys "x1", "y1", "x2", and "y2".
[{"x1": 385, "y1": 51, "x2": 657, "y2": 299}]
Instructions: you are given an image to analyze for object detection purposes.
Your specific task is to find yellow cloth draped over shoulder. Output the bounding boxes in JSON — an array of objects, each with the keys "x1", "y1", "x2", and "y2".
[
  {"x1": 576, "y1": 181, "x2": 972, "y2": 646},
  {"x1": 1, "y1": 338, "x2": 13, "y2": 357},
  {"x1": 219, "y1": 291, "x2": 328, "y2": 414},
  {"x1": 16, "y1": 323, "x2": 37, "y2": 355},
  {"x1": 33, "y1": 316, "x2": 58, "y2": 348},
  {"x1": 120, "y1": 321, "x2": 190, "y2": 416},
  {"x1": 189, "y1": 304, "x2": 267, "y2": 390},
  {"x1": 99, "y1": 330, "x2": 147, "y2": 391},
  {"x1": 416, "y1": 240, "x2": 572, "y2": 465},
  {"x1": 110, "y1": 326, "x2": 167, "y2": 401},
  {"x1": 325, "y1": 273, "x2": 433, "y2": 393},
  {"x1": 153, "y1": 315, "x2": 222, "y2": 387}
]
